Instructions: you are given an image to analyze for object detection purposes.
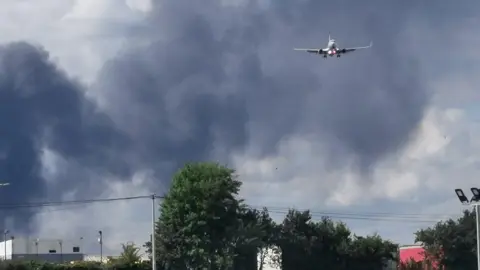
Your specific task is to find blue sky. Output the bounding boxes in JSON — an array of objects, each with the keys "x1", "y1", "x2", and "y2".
[{"x1": 0, "y1": 0, "x2": 479, "y2": 255}]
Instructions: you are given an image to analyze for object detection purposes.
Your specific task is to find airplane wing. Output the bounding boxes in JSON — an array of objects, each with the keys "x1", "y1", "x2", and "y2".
[
  {"x1": 293, "y1": 48, "x2": 326, "y2": 54},
  {"x1": 338, "y1": 41, "x2": 373, "y2": 54}
]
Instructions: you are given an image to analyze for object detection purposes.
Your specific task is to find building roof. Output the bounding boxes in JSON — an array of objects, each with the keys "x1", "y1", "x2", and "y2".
[{"x1": 399, "y1": 245, "x2": 423, "y2": 250}]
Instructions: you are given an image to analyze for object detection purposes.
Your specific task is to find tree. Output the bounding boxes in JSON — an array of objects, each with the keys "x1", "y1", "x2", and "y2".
[
  {"x1": 274, "y1": 209, "x2": 315, "y2": 270},
  {"x1": 143, "y1": 161, "x2": 405, "y2": 270},
  {"x1": 399, "y1": 258, "x2": 433, "y2": 270},
  {"x1": 233, "y1": 207, "x2": 276, "y2": 270},
  {"x1": 309, "y1": 217, "x2": 353, "y2": 269},
  {"x1": 152, "y1": 162, "x2": 251, "y2": 270},
  {"x1": 345, "y1": 234, "x2": 398, "y2": 270},
  {"x1": 118, "y1": 242, "x2": 143, "y2": 264},
  {"x1": 415, "y1": 209, "x2": 476, "y2": 270},
  {"x1": 142, "y1": 235, "x2": 152, "y2": 260},
  {"x1": 274, "y1": 209, "x2": 398, "y2": 270},
  {"x1": 252, "y1": 208, "x2": 276, "y2": 270}
]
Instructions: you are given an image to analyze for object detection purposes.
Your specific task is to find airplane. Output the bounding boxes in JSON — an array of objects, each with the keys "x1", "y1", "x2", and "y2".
[{"x1": 294, "y1": 33, "x2": 372, "y2": 58}]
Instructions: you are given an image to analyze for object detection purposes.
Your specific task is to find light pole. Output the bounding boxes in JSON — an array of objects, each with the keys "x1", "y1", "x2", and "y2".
[
  {"x1": 3, "y1": 230, "x2": 8, "y2": 261},
  {"x1": 0, "y1": 184, "x2": 10, "y2": 261},
  {"x1": 80, "y1": 237, "x2": 83, "y2": 254},
  {"x1": 455, "y1": 188, "x2": 480, "y2": 270},
  {"x1": 98, "y1": 231, "x2": 103, "y2": 263},
  {"x1": 152, "y1": 194, "x2": 156, "y2": 270},
  {"x1": 34, "y1": 239, "x2": 39, "y2": 258},
  {"x1": 59, "y1": 240, "x2": 63, "y2": 263}
]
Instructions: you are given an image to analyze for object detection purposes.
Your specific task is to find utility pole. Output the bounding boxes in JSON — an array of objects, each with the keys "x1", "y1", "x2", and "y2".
[
  {"x1": 152, "y1": 194, "x2": 156, "y2": 270},
  {"x1": 98, "y1": 231, "x2": 103, "y2": 263},
  {"x1": 455, "y1": 188, "x2": 480, "y2": 270}
]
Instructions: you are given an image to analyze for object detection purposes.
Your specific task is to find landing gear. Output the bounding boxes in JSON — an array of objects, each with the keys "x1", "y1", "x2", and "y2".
[
  {"x1": 336, "y1": 54, "x2": 341, "y2": 58},
  {"x1": 323, "y1": 54, "x2": 327, "y2": 58}
]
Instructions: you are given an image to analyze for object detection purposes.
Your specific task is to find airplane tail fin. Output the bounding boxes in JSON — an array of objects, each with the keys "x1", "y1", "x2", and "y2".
[{"x1": 328, "y1": 32, "x2": 331, "y2": 41}]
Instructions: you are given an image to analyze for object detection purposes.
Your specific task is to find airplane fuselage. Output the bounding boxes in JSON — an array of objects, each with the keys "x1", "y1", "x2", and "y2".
[{"x1": 324, "y1": 39, "x2": 339, "y2": 57}]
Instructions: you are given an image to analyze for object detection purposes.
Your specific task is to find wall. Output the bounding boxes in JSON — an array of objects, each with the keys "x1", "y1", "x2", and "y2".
[
  {"x1": 399, "y1": 245, "x2": 425, "y2": 263},
  {"x1": 399, "y1": 245, "x2": 439, "y2": 269},
  {"x1": 9, "y1": 237, "x2": 84, "y2": 255},
  {"x1": 0, "y1": 237, "x2": 84, "y2": 263},
  {"x1": 12, "y1": 253, "x2": 84, "y2": 263},
  {"x1": 0, "y1": 240, "x2": 13, "y2": 260}
]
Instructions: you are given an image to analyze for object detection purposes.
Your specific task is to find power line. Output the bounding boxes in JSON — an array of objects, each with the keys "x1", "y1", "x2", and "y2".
[
  {"x1": 0, "y1": 195, "x2": 458, "y2": 224},
  {"x1": 253, "y1": 205, "x2": 459, "y2": 218},
  {"x1": 249, "y1": 206, "x2": 459, "y2": 224},
  {"x1": 266, "y1": 209, "x2": 449, "y2": 224},
  {"x1": 0, "y1": 195, "x2": 158, "y2": 210}
]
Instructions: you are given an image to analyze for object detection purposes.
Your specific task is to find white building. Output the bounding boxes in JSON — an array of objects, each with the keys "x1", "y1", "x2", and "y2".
[{"x1": 0, "y1": 236, "x2": 84, "y2": 262}]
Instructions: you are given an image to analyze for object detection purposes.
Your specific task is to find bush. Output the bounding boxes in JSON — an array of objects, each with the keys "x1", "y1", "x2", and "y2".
[{"x1": 0, "y1": 261, "x2": 152, "y2": 270}]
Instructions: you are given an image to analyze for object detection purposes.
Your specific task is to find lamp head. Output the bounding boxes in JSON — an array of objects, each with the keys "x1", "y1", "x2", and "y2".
[{"x1": 455, "y1": 189, "x2": 470, "y2": 204}]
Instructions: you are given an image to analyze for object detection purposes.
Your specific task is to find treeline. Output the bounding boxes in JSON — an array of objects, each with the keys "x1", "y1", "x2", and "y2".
[
  {"x1": 0, "y1": 261, "x2": 150, "y2": 270},
  {"x1": 144, "y1": 162, "x2": 401, "y2": 270},
  {"x1": 2, "y1": 162, "x2": 477, "y2": 270},
  {"x1": 143, "y1": 162, "x2": 480, "y2": 270}
]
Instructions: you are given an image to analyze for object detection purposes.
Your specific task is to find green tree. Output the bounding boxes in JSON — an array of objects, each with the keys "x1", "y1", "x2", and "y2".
[
  {"x1": 415, "y1": 209, "x2": 476, "y2": 270},
  {"x1": 274, "y1": 209, "x2": 398, "y2": 270},
  {"x1": 309, "y1": 217, "x2": 352, "y2": 269},
  {"x1": 274, "y1": 209, "x2": 320, "y2": 270},
  {"x1": 345, "y1": 234, "x2": 398, "y2": 270},
  {"x1": 142, "y1": 235, "x2": 152, "y2": 260},
  {"x1": 233, "y1": 207, "x2": 276, "y2": 270},
  {"x1": 143, "y1": 161, "x2": 403, "y2": 270},
  {"x1": 399, "y1": 258, "x2": 433, "y2": 270},
  {"x1": 153, "y1": 162, "x2": 250, "y2": 270},
  {"x1": 118, "y1": 242, "x2": 143, "y2": 264},
  {"x1": 253, "y1": 208, "x2": 277, "y2": 270}
]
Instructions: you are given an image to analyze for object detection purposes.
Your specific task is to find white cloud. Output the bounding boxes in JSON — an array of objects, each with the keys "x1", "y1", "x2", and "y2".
[
  {"x1": 0, "y1": 0, "x2": 146, "y2": 84},
  {"x1": 126, "y1": 0, "x2": 153, "y2": 13},
  {"x1": 236, "y1": 108, "x2": 447, "y2": 207},
  {"x1": 32, "y1": 167, "x2": 156, "y2": 256},
  {"x1": 39, "y1": 148, "x2": 66, "y2": 185}
]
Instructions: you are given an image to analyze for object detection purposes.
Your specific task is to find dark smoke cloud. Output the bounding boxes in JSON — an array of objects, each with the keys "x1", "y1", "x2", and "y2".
[
  {"x1": 94, "y1": 0, "x2": 431, "y2": 174},
  {"x1": 0, "y1": 0, "x2": 476, "y2": 230},
  {"x1": 0, "y1": 42, "x2": 130, "y2": 227}
]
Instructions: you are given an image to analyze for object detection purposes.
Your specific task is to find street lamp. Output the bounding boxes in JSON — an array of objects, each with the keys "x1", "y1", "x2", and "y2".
[
  {"x1": 59, "y1": 240, "x2": 63, "y2": 263},
  {"x1": 455, "y1": 188, "x2": 480, "y2": 270},
  {"x1": 472, "y1": 188, "x2": 480, "y2": 199},
  {"x1": 152, "y1": 194, "x2": 156, "y2": 270},
  {"x1": 3, "y1": 230, "x2": 8, "y2": 261},
  {"x1": 34, "y1": 239, "x2": 39, "y2": 258},
  {"x1": 98, "y1": 231, "x2": 103, "y2": 263},
  {"x1": 80, "y1": 237, "x2": 83, "y2": 254},
  {"x1": 0, "y1": 184, "x2": 10, "y2": 261}
]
